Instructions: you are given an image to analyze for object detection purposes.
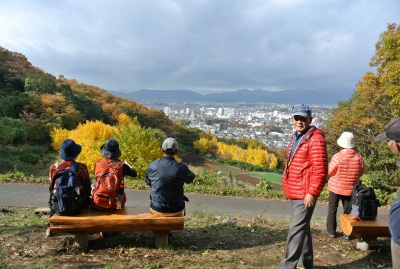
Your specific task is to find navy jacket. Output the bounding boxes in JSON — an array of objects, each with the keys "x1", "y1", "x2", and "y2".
[
  {"x1": 389, "y1": 192, "x2": 400, "y2": 245},
  {"x1": 145, "y1": 156, "x2": 195, "y2": 213}
]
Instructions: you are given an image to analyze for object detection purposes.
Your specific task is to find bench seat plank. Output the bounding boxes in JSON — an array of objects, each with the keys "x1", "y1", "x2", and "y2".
[
  {"x1": 49, "y1": 206, "x2": 184, "y2": 234},
  {"x1": 340, "y1": 213, "x2": 390, "y2": 238}
]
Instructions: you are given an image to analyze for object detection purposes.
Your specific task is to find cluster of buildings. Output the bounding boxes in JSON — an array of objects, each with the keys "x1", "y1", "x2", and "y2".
[{"x1": 146, "y1": 102, "x2": 333, "y2": 149}]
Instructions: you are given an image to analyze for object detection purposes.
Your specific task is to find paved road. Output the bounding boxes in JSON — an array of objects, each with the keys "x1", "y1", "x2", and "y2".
[{"x1": 0, "y1": 183, "x2": 388, "y2": 219}]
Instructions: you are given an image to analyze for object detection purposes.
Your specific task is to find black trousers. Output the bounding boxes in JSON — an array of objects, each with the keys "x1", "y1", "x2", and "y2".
[{"x1": 326, "y1": 191, "x2": 351, "y2": 235}]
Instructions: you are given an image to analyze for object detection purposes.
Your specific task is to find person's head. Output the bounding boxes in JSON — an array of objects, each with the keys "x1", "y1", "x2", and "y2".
[
  {"x1": 59, "y1": 139, "x2": 82, "y2": 161},
  {"x1": 376, "y1": 118, "x2": 400, "y2": 155},
  {"x1": 161, "y1": 137, "x2": 178, "y2": 156},
  {"x1": 292, "y1": 104, "x2": 313, "y2": 133},
  {"x1": 337, "y1": 131, "x2": 355, "y2": 149},
  {"x1": 100, "y1": 139, "x2": 122, "y2": 159}
]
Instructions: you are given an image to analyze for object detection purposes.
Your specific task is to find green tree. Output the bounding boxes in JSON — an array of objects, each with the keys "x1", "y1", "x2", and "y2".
[
  {"x1": 24, "y1": 73, "x2": 57, "y2": 94},
  {"x1": 0, "y1": 117, "x2": 27, "y2": 144}
]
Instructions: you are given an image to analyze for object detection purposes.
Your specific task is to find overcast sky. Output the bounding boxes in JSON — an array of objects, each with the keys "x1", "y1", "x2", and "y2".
[{"x1": 0, "y1": 0, "x2": 399, "y2": 95}]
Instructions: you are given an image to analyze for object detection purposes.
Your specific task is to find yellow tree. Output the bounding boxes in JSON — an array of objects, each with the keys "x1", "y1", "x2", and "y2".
[
  {"x1": 51, "y1": 120, "x2": 115, "y2": 172},
  {"x1": 114, "y1": 119, "x2": 162, "y2": 177},
  {"x1": 231, "y1": 145, "x2": 245, "y2": 163},
  {"x1": 216, "y1": 142, "x2": 232, "y2": 159},
  {"x1": 245, "y1": 148, "x2": 268, "y2": 167},
  {"x1": 50, "y1": 114, "x2": 163, "y2": 177},
  {"x1": 268, "y1": 153, "x2": 278, "y2": 169},
  {"x1": 193, "y1": 137, "x2": 217, "y2": 155}
]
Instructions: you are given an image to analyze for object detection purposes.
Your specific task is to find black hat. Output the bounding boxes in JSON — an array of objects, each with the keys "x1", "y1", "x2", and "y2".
[
  {"x1": 100, "y1": 139, "x2": 121, "y2": 158},
  {"x1": 59, "y1": 139, "x2": 82, "y2": 160}
]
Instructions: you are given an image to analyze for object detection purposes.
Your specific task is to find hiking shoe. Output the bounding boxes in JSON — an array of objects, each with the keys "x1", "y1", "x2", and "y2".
[{"x1": 325, "y1": 230, "x2": 336, "y2": 238}]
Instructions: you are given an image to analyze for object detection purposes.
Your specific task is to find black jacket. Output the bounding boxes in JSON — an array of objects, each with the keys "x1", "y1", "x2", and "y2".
[{"x1": 145, "y1": 156, "x2": 195, "y2": 213}]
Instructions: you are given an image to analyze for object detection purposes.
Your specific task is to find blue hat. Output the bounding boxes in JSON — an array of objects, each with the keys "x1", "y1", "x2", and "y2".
[
  {"x1": 100, "y1": 139, "x2": 121, "y2": 158},
  {"x1": 292, "y1": 104, "x2": 312, "y2": 117},
  {"x1": 59, "y1": 139, "x2": 82, "y2": 160}
]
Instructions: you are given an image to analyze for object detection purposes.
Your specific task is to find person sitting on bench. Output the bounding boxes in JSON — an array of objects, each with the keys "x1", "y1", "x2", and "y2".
[{"x1": 145, "y1": 138, "x2": 195, "y2": 216}]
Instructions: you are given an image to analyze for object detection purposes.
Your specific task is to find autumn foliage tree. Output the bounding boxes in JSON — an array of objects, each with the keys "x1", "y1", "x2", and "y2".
[
  {"x1": 324, "y1": 23, "x2": 400, "y2": 202},
  {"x1": 50, "y1": 114, "x2": 162, "y2": 176},
  {"x1": 193, "y1": 137, "x2": 278, "y2": 169}
]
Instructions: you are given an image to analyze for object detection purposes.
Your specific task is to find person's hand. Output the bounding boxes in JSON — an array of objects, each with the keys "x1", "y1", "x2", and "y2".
[{"x1": 304, "y1": 193, "x2": 316, "y2": 208}]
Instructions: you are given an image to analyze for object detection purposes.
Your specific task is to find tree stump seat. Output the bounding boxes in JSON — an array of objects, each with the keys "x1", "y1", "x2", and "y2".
[
  {"x1": 340, "y1": 213, "x2": 390, "y2": 251},
  {"x1": 49, "y1": 206, "x2": 184, "y2": 248}
]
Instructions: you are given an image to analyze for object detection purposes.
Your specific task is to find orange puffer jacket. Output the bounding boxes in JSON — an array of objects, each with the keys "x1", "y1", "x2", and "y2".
[
  {"x1": 327, "y1": 148, "x2": 364, "y2": 196},
  {"x1": 282, "y1": 126, "x2": 328, "y2": 200}
]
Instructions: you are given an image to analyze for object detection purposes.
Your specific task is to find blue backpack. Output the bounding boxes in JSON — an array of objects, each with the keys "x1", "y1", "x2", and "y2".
[{"x1": 53, "y1": 162, "x2": 85, "y2": 216}]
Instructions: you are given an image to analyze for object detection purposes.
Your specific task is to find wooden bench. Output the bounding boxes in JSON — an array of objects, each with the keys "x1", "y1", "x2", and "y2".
[
  {"x1": 49, "y1": 206, "x2": 184, "y2": 248},
  {"x1": 340, "y1": 213, "x2": 390, "y2": 251}
]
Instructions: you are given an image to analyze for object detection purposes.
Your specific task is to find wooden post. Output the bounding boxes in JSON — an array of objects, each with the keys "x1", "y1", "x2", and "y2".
[
  {"x1": 74, "y1": 233, "x2": 89, "y2": 247},
  {"x1": 153, "y1": 230, "x2": 169, "y2": 248}
]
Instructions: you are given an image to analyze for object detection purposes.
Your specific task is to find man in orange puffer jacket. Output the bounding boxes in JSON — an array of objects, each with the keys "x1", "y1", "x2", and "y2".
[
  {"x1": 326, "y1": 132, "x2": 364, "y2": 238},
  {"x1": 279, "y1": 104, "x2": 328, "y2": 269}
]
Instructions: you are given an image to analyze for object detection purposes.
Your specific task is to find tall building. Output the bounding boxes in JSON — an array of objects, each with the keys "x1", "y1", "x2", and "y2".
[{"x1": 164, "y1": 107, "x2": 172, "y2": 116}]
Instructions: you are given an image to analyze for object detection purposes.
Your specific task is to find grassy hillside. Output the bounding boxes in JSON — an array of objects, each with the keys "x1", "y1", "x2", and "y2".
[{"x1": 0, "y1": 46, "x2": 202, "y2": 175}]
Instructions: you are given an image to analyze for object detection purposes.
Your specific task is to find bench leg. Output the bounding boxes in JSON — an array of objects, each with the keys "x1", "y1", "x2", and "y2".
[
  {"x1": 74, "y1": 233, "x2": 89, "y2": 247},
  {"x1": 153, "y1": 230, "x2": 169, "y2": 249}
]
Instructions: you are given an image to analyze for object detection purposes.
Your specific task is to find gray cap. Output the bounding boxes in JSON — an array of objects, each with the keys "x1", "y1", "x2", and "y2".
[
  {"x1": 162, "y1": 137, "x2": 178, "y2": 153},
  {"x1": 292, "y1": 104, "x2": 312, "y2": 117},
  {"x1": 376, "y1": 118, "x2": 400, "y2": 141}
]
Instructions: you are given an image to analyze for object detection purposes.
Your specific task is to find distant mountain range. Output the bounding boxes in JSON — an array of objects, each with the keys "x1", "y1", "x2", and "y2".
[{"x1": 108, "y1": 88, "x2": 353, "y2": 105}]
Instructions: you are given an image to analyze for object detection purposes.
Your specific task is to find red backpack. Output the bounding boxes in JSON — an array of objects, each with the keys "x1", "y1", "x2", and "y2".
[{"x1": 91, "y1": 159, "x2": 126, "y2": 211}]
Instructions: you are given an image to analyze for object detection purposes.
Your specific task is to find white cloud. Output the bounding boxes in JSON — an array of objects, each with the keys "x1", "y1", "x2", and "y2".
[{"x1": 0, "y1": 0, "x2": 398, "y2": 94}]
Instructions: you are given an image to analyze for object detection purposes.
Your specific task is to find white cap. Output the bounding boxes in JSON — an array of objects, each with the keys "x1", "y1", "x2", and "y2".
[
  {"x1": 337, "y1": 132, "x2": 355, "y2": 149},
  {"x1": 162, "y1": 137, "x2": 178, "y2": 153}
]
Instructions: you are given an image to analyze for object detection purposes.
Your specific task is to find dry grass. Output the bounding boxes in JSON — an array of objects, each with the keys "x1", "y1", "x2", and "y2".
[{"x1": 0, "y1": 206, "x2": 392, "y2": 269}]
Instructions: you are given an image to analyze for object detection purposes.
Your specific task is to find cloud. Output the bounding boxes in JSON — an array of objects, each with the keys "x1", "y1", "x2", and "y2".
[{"x1": 0, "y1": 0, "x2": 399, "y2": 94}]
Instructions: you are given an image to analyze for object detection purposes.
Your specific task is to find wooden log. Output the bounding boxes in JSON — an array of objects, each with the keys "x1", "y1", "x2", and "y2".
[
  {"x1": 49, "y1": 206, "x2": 184, "y2": 234},
  {"x1": 340, "y1": 213, "x2": 390, "y2": 238}
]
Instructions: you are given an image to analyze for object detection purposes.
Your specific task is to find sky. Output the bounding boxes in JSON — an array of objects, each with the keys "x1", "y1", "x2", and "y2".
[{"x1": 0, "y1": 0, "x2": 399, "y2": 95}]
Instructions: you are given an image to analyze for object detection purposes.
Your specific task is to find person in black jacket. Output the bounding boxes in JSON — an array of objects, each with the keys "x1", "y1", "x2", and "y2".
[{"x1": 145, "y1": 137, "x2": 195, "y2": 216}]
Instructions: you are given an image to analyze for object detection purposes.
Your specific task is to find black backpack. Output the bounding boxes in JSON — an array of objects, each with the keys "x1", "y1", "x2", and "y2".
[
  {"x1": 345, "y1": 183, "x2": 380, "y2": 220},
  {"x1": 53, "y1": 162, "x2": 85, "y2": 216}
]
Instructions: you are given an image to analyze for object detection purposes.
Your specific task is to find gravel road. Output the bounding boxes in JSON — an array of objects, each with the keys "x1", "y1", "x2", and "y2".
[
  {"x1": 0, "y1": 183, "x2": 340, "y2": 219},
  {"x1": 0, "y1": 183, "x2": 390, "y2": 219}
]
